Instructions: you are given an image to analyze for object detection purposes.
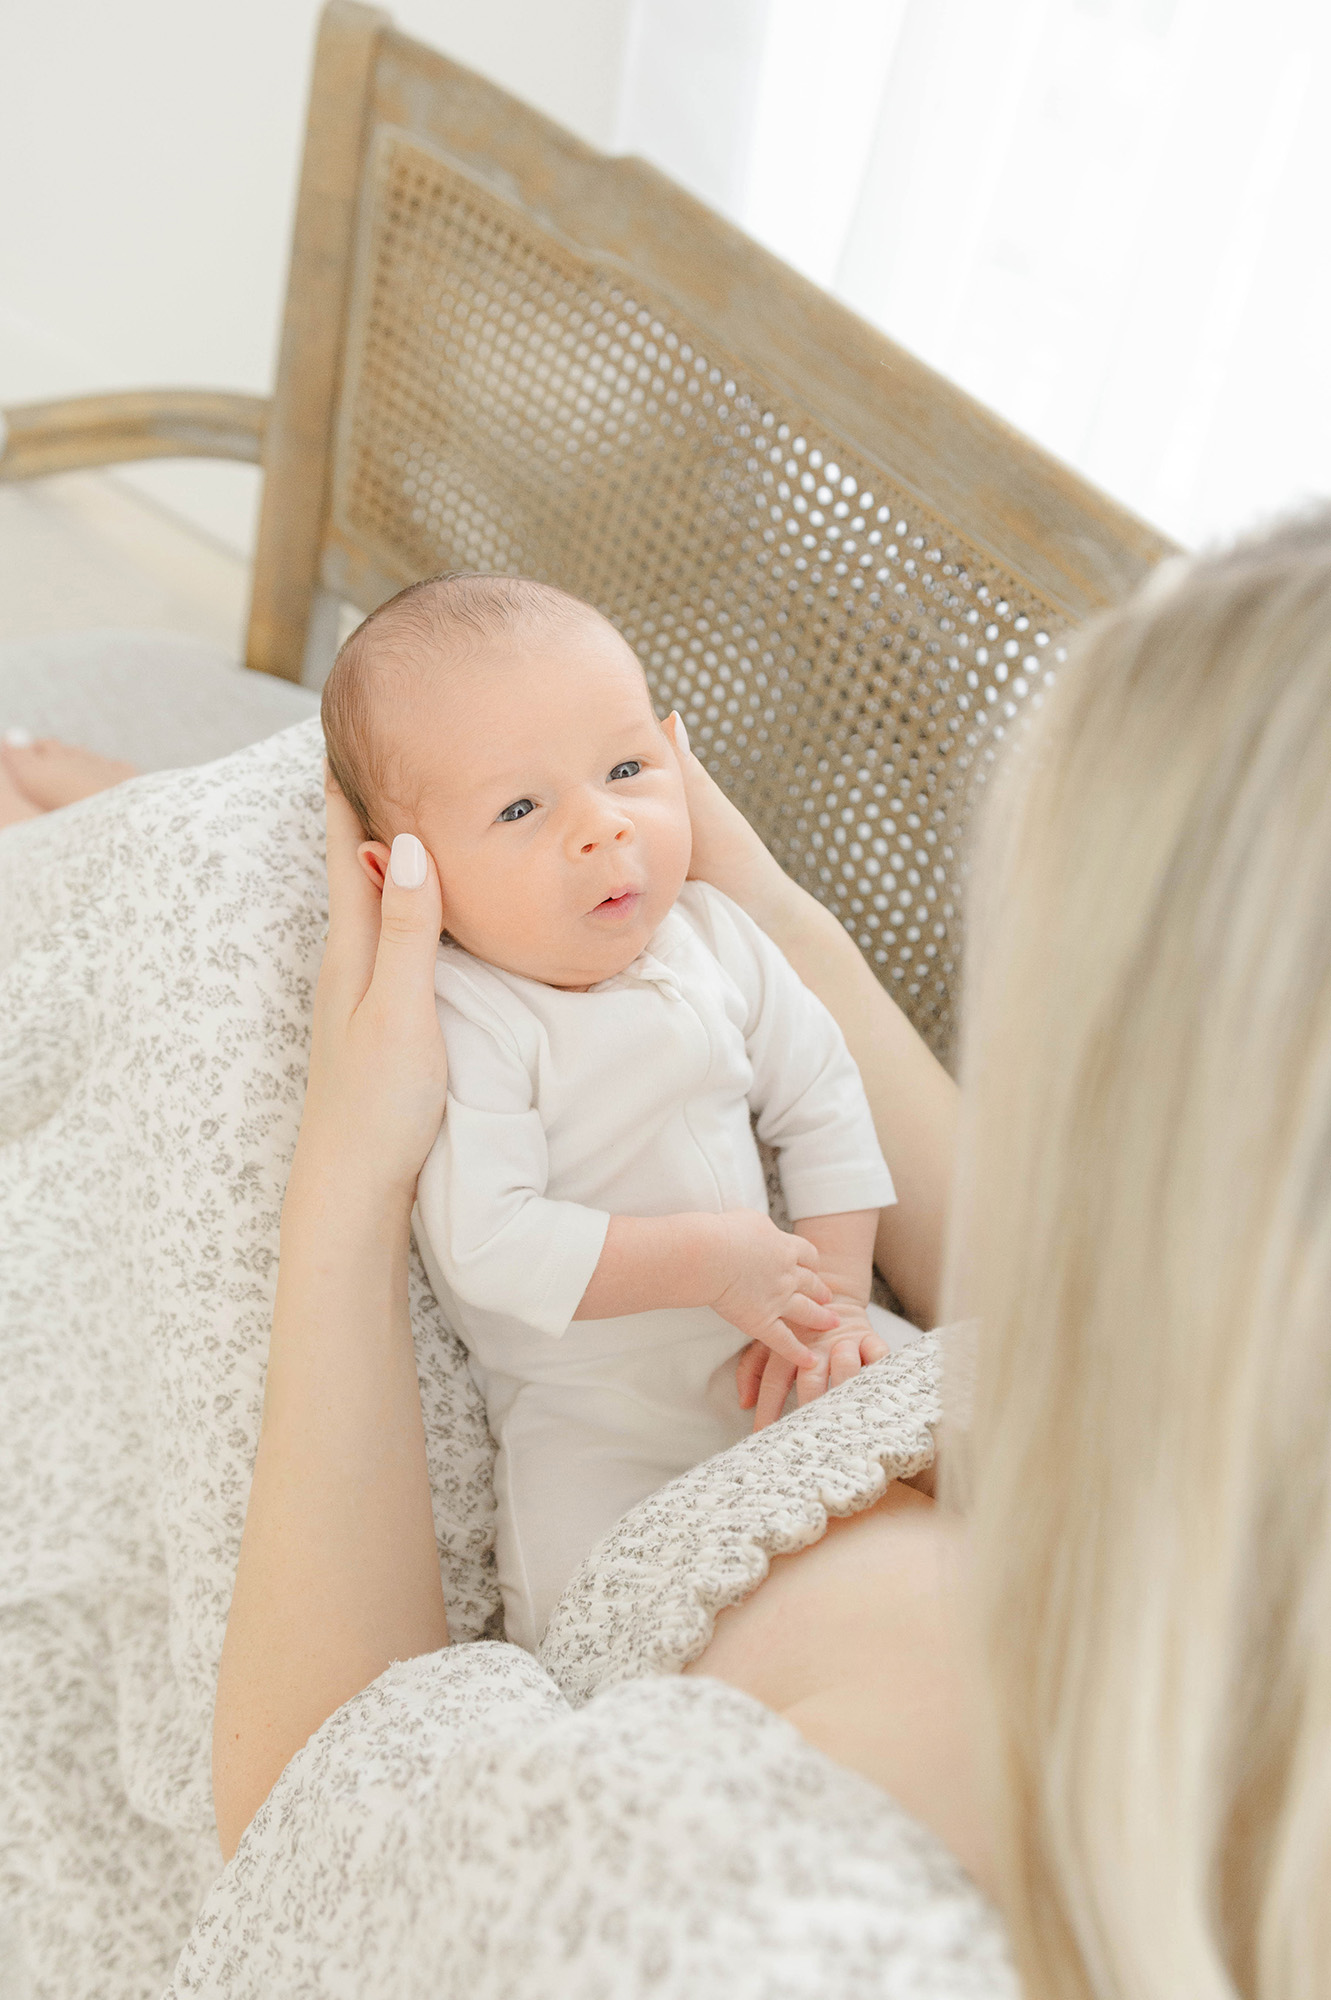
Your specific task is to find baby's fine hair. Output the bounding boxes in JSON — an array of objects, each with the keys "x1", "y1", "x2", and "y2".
[{"x1": 321, "y1": 571, "x2": 602, "y2": 841}]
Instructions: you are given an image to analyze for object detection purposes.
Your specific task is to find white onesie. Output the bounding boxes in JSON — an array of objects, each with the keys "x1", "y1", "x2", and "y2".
[{"x1": 413, "y1": 881, "x2": 895, "y2": 1648}]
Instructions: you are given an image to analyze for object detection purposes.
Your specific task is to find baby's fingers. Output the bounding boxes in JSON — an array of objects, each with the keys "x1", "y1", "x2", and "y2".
[
  {"x1": 758, "y1": 1319, "x2": 820, "y2": 1371},
  {"x1": 753, "y1": 1352, "x2": 799, "y2": 1431},
  {"x1": 825, "y1": 1335, "x2": 866, "y2": 1392},
  {"x1": 781, "y1": 1291, "x2": 840, "y2": 1336},
  {"x1": 736, "y1": 1341, "x2": 766, "y2": 1409},
  {"x1": 859, "y1": 1327, "x2": 890, "y2": 1367},
  {"x1": 796, "y1": 1346, "x2": 834, "y2": 1407},
  {"x1": 789, "y1": 1234, "x2": 833, "y2": 1303}
]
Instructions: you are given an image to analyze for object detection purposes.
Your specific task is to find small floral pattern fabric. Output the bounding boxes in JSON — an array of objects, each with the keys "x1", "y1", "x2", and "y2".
[
  {"x1": 1, "y1": 722, "x2": 1008, "y2": 1999},
  {"x1": 168, "y1": 1640, "x2": 1015, "y2": 2000},
  {"x1": 167, "y1": 1356, "x2": 1015, "y2": 2000},
  {"x1": 0, "y1": 721, "x2": 498, "y2": 2000}
]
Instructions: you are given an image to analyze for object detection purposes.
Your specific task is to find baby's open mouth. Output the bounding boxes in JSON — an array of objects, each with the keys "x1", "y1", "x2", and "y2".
[{"x1": 591, "y1": 888, "x2": 641, "y2": 920}]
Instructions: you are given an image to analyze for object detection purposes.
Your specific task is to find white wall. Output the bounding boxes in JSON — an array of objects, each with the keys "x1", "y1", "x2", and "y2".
[
  {"x1": 5, "y1": 0, "x2": 1328, "y2": 563},
  {"x1": 0, "y1": 0, "x2": 635, "y2": 555}
]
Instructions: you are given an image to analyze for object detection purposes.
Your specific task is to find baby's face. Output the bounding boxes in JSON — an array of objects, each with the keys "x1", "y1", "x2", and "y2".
[{"x1": 396, "y1": 617, "x2": 692, "y2": 989}]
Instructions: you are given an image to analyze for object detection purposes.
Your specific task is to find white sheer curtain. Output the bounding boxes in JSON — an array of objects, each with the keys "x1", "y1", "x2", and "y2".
[{"x1": 617, "y1": 0, "x2": 1331, "y2": 550}]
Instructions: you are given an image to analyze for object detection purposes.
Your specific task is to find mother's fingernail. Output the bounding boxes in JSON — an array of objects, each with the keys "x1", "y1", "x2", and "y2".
[
  {"x1": 389, "y1": 832, "x2": 427, "y2": 888},
  {"x1": 669, "y1": 711, "x2": 690, "y2": 757},
  {"x1": 3, "y1": 726, "x2": 33, "y2": 748}
]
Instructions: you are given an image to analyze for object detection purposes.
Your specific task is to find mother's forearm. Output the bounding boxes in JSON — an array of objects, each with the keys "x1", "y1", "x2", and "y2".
[
  {"x1": 212, "y1": 1148, "x2": 447, "y2": 1859},
  {"x1": 753, "y1": 880, "x2": 957, "y2": 1329}
]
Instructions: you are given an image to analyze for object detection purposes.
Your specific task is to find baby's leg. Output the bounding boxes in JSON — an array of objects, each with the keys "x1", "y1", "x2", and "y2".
[{"x1": 494, "y1": 1380, "x2": 744, "y2": 1650}]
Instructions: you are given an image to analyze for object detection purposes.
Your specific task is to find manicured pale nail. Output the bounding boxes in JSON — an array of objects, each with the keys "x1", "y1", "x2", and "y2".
[
  {"x1": 670, "y1": 711, "x2": 690, "y2": 757},
  {"x1": 3, "y1": 726, "x2": 32, "y2": 747},
  {"x1": 389, "y1": 832, "x2": 427, "y2": 888}
]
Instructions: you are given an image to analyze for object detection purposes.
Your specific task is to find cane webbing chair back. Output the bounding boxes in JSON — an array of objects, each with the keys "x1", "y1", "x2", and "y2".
[
  {"x1": 266, "y1": 13, "x2": 1171, "y2": 1060},
  {"x1": 4, "y1": 1, "x2": 1175, "y2": 1064}
]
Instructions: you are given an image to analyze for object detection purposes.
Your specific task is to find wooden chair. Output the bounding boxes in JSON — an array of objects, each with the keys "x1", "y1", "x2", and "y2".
[{"x1": 0, "y1": 0, "x2": 1173, "y2": 1061}]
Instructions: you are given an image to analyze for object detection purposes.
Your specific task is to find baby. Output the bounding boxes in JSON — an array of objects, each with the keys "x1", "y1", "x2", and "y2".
[{"x1": 323, "y1": 573, "x2": 897, "y2": 1649}]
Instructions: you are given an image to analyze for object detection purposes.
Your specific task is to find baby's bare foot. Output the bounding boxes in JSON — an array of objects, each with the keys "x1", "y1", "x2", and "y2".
[{"x1": 1, "y1": 731, "x2": 138, "y2": 811}]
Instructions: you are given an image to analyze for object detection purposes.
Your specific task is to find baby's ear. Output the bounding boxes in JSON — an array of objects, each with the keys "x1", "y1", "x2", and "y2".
[{"x1": 357, "y1": 840, "x2": 392, "y2": 894}]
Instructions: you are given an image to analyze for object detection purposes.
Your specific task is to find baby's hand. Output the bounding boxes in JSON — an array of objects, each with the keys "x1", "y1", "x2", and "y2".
[
  {"x1": 709, "y1": 1211, "x2": 839, "y2": 1373},
  {"x1": 736, "y1": 1300, "x2": 890, "y2": 1432}
]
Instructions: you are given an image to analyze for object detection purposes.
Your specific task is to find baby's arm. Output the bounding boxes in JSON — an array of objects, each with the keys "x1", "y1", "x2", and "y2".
[
  {"x1": 420, "y1": 962, "x2": 834, "y2": 1366},
  {"x1": 687, "y1": 887, "x2": 898, "y2": 1425},
  {"x1": 575, "y1": 1208, "x2": 837, "y2": 1369}
]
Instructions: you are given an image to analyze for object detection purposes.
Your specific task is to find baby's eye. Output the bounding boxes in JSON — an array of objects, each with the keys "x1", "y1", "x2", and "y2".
[
  {"x1": 608, "y1": 760, "x2": 642, "y2": 782},
  {"x1": 497, "y1": 798, "x2": 535, "y2": 823}
]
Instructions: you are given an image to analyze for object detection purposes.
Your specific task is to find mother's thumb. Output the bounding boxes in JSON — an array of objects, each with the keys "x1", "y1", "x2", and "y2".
[
  {"x1": 374, "y1": 832, "x2": 443, "y2": 968},
  {"x1": 389, "y1": 832, "x2": 428, "y2": 891}
]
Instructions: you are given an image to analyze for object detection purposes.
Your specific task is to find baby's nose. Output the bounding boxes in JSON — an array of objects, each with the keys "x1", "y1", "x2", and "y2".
[
  {"x1": 576, "y1": 797, "x2": 633, "y2": 855},
  {"x1": 580, "y1": 822, "x2": 630, "y2": 855}
]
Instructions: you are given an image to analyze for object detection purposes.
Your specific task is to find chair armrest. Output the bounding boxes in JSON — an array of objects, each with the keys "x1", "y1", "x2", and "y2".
[{"x1": 0, "y1": 390, "x2": 270, "y2": 481}]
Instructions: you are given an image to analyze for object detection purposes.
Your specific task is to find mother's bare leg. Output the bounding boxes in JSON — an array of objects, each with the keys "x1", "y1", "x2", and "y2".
[
  {"x1": 1, "y1": 734, "x2": 138, "y2": 813},
  {"x1": 0, "y1": 753, "x2": 43, "y2": 828}
]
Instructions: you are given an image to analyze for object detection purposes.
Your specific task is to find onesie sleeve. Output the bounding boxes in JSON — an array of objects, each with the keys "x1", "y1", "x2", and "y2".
[
  {"x1": 683, "y1": 885, "x2": 896, "y2": 1223},
  {"x1": 414, "y1": 956, "x2": 610, "y2": 1337}
]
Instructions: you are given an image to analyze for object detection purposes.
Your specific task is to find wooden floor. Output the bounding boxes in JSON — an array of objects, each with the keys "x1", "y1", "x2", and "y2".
[{"x1": 0, "y1": 470, "x2": 251, "y2": 655}]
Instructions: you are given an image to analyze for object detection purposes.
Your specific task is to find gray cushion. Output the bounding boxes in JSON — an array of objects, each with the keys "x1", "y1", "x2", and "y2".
[{"x1": 0, "y1": 629, "x2": 319, "y2": 774}]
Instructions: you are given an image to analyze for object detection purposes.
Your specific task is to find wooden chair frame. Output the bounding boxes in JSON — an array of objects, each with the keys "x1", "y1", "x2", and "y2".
[
  {"x1": 0, "y1": 1, "x2": 1176, "y2": 1056},
  {"x1": 1, "y1": 0, "x2": 1172, "y2": 685}
]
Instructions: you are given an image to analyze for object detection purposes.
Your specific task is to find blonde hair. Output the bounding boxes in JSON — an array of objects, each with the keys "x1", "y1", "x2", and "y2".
[{"x1": 948, "y1": 511, "x2": 1331, "y2": 1998}]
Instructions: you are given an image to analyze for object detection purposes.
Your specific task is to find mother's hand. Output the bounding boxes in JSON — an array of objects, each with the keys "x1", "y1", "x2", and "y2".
[
  {"x1": 664, "y1": 711, "x2": 794, "y2": 933},
  {"x1": 299, "y1": 772, "x2": 448, "y2": 1199}
]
